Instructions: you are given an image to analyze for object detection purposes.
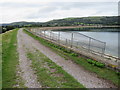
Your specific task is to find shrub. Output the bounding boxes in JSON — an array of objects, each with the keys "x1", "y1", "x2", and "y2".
[
  {"x1": 95, "y1": 62, "x2": 105, "y2": 68},
  {"x1": 87, "y1": 59, "x2": 105, "y2": 68},
  {"x1": 65, "y1": 50, "x2": 71, "y2": 54},
  {"x1": 70, "y1": 53, "x2": 78, "y2": 57},
  {"x1": 91, "y1": 60, "x2": 96, "y2": 65},
  {"x1": 87, "y1": 59, "x2": 93, "y2": 64}
]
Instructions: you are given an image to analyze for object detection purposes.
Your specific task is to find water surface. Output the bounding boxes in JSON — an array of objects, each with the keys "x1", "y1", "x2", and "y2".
[{"x1": 52, "y1": 28, "x2": 119, "y2": 57}]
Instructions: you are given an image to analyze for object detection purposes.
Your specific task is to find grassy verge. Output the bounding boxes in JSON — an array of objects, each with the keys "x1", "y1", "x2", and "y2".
[
  {"x1": 27, "y1": 48, "x2": 85, "y2": 88},
  {"x1": 2, "y1": 29, "x2": 24, "y2": 88},
  {"x1": 24, "y1": 29, "x2": 119, "y2": 86},
  {"x1": 0, "y1": 34, "x2": 2, "y2": 89}
]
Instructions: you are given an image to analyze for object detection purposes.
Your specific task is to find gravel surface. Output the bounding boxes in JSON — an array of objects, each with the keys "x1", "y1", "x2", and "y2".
[
  {"x1": 18, "y1": 29, "x2": 117, "y2": 88},
  {"x1": 17, "y1": 29, "x2": 41, "y2": 88}
]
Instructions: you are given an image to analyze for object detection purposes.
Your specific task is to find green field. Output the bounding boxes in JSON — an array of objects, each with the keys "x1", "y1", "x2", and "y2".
[{"x1": 24, "y1": 29, "x2": 119, "y2": 87}]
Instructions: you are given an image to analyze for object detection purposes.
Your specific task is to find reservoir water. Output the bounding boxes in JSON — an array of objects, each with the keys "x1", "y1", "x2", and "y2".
[{"x1": 52, "y1": 28, "x2": 119, "y2": 57}]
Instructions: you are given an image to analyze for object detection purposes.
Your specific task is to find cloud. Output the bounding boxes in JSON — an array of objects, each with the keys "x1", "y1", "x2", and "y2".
[
  {"x1": 0, "y1": 2, "x2": 46, "y2": 8},
  {"x1": 38, "y1": 6, "x2": 58, "y2": 13},
  {"x1": 27, "y1": 2, "x2": 118, "y2": 18},
  {"x1": 1, "y1": 0, "x2": 119, "y2": 3},
  {"x1": 0, "y1": 1, "x2": 118, "y2": 23}
]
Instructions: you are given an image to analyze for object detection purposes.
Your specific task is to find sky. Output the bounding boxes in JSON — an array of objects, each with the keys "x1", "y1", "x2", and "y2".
[{"x1": 0, "y1": 0, "x2": 119, "y2": 23}]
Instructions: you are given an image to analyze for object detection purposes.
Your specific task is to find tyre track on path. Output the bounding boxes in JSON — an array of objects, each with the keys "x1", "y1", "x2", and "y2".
[{"x1": 17, "y1": 29, "x2": 41, "y2": 88}]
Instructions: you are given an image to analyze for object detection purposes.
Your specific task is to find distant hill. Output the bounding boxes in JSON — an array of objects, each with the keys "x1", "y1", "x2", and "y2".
[
  {"x1": 44, "y1": 16, "x2": 119, "y2": 26},
  {"x1": 10, "y1": 21, "x2": 43, "y2": 27},
  {"x1": 0, "y1": 24, "x2": 10, "y2": 26},
  {"x1": 0, "y1": 16, "x2": 119, "y2": 33},
  {"x1": 1, "y1": 16, "x2": 119, "y2": 27}
]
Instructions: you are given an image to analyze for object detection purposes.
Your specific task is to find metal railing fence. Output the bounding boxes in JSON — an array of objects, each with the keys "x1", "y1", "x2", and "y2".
[{"x1": 29, "y1": 28, "x2": 106, "y2": 57}]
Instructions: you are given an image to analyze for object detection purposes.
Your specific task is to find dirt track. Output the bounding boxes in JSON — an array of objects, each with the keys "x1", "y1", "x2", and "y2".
[
  {"x1": 17, "y1": 29, "x2": 41, "y2": 88},
  {"x1": 17, "y1": 28, "x2": 117, "y2": 88}
]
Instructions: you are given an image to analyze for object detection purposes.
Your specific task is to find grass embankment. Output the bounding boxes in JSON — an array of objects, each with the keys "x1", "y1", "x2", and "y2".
[
  {"x1": 27, "y1": 49, "x2": 85, "y2": 88},
  {"x1": 2, "y1": 29, "x2": 24, "y2": 88},
  {"x1": 0, "y1": 34, "x2": 2, "y2": 89},
  {"x1": 24, "y1": 30, "x2": 119, "y2": 87}
]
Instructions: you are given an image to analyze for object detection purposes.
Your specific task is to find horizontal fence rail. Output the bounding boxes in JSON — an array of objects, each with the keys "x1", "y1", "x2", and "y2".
[
  {"x1": 27, "y1": 28, "x2": 120, "y2": 64},
  {"x1": 40, "y1": 30, "x2": 106, "y2": 57}
]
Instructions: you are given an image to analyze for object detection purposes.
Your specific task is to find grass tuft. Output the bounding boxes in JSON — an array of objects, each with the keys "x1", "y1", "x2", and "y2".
[{"x1": 27, "y1": 49, "x2": 85, "y2": 88}]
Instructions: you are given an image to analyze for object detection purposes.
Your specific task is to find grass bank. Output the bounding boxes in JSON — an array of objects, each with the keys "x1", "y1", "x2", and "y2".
[
  {"x1": 0, "y1": 34, "x2": 2, "y2": 89},
  {"x1": 2, "y1": 29, "x2": 22, "y2": 88},
  {"x1": 24, "y1": 29, "x2": 119, "y2": 87},
  {"x1": 27, "y1": 49, "x2": 85, "y2": 88}
]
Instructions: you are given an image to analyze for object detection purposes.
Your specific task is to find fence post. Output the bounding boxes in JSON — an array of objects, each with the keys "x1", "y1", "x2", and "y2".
[
  {"x1": 66, "y1": 39, "x2": 67, "y2": 45},
  {"x1": 35, "y1": 29, "x2": 38, "y2": 35},
  {"x1": 58, "y1": 31, "x2": 60, "y2": 44},
  {"x1": 44, "y1": 30, "x2": 45, "y2": 37},
  {"x1": 40, "y1": 30, "x2": 41, "y2": 35},
  {"x1": 88, "y1": 37, "x2": 91, "y2": 52},
  {"x1": 77, "y1": 42, "x2": 78, "y2": 48},
  {"x1": 52, "y1": 33, "x2": 55, "y2": 40},
  {"x1": 71, "y1": 33, "x2": 73, "y2": 48},
  {"x1": 35, "y1": 29, "x2": 36, "y2": 34},
  {"x1": 40, "y1": 30, "x2": 41, "y2": 36},
  {"x1": 50, "y1": 31, "x2": 52, "y2": 39},
  {"x1": 39, "y1": 30, "x2": 41, "y2": 36},
  {"x1": 101, "y1": 42, "x2": 106, "y2": 57}
]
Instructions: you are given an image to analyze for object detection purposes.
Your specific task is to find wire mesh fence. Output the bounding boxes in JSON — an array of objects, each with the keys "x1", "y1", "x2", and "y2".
[{"x1": 29, "y1": 28, "x2": 106, "y2": 57}]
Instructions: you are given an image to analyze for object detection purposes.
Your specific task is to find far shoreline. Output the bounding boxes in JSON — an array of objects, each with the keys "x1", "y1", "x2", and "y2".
[{"x1": 29, "y1": 25, "x2": 120, "y2": 31}]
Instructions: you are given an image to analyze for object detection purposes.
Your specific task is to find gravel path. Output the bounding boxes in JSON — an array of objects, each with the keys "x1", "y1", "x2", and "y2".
[
  {"x1": 18, "y1": 29, "x2": 117, "y2": 88},
  {"x1": 17, "y1": 29, "x2": 41, "y2": 88}
]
